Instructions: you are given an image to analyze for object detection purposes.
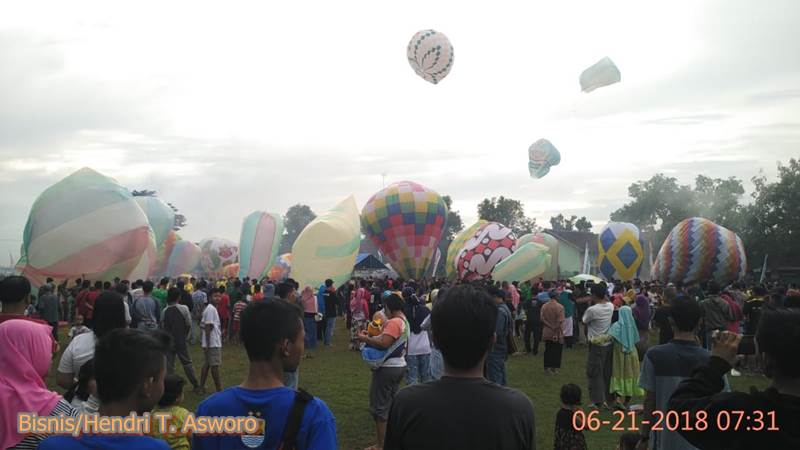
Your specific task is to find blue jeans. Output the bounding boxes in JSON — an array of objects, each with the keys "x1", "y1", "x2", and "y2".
[
  {"x1": 283, "y1": 370, "x2": 298, "y2": 389},
  {"x1": 406, "y1": 353, "x2": 431, "y2": 385},
  {"x1": 486, "y1": 353, "x2": 507, "y2": 386},
  {"x1": 303, "y1": 316, "x2": 317, "y2": 349},
  {"x1": 429, "y1": 348, "x2": 444, "y2": 380},
  {"x1": 324, "y1": 317, "x2": 336, "y2": 345}
]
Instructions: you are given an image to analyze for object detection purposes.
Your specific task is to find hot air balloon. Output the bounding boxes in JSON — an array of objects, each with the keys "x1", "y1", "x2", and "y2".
[
  {"x1": 407, "y1": 29, "x2": 454, "y2": 84},
  {"x1": 362, "y1": 181, "x2": 448, "y2": 280},
  {"x1": 238, "y1": 212, "x2": 284, "y2": 280},
  {"x1": 528, "y1": 139, "x2": 561, "y2": 179},
  {"x1": 518, "y1": 232, "x2": 560, "y2": 281},
  {"x1": 199, "y1": 238, "x2": 239, "y2": 276},
  {"x1": 134, "y1": 196, "x2": 175, "y2": 249},
  {"x1": 597, "y1": 222, "x2": 644, "y2": 281},
  {"x1": 445, "y1": 220, "x2": 487, "y2": 278},
  {"x1": 456, "y1": 222, "x2": 517, "y2": 281},
  {"x1": 267, "y1": 253, "x2": 293, "y2": 281},
  {"x1": 291, "y1": 196, "x2": 361, "y2": 288},
  {"x1": 580, "y1": 56, "x2": 621, "y2": 93},
  {"x1": 16, "y1": 167, "x2": 154, "y2": 285},
  {"x1": 652, "y1": 217, "x2": 746, "y2": 285},
  {"x1": 221, "y1": 263, "x2": 239, "y2": 279},
  {"x1": 154, "y1": 230, "x2": 180, "y2": 277},
  {"x1": 492, "y1": 242, "x2": 551, "y2": 283},
  {"x1": 166, "y1": 240, "x2": 201, "y2": 278}
]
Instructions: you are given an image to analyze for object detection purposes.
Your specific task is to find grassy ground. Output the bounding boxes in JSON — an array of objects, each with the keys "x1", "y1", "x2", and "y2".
[{"x1": 48, "y1": 320, "x2": 770, "y2": 450}]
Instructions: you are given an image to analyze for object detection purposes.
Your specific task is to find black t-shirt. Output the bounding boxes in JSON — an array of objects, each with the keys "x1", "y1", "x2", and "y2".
[
  {"x1": 384, "y1": 377, "x2": 535, "y2": 450},
  {"x1": 743, "y1": 298, "x2": 765, "y2": 335},
  {"x1": 524, "y1": 299, "x2": 541, "y2": 324},
  {"x1": 653, "y1": 306, "x2": 674, "y2": 344},
  {"x1": 323, "y1": 290, "x2": 337, "y2": 318}
]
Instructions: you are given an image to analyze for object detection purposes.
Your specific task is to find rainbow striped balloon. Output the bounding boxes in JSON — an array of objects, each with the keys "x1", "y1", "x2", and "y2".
[
  {"x1": 166, "y1": 240, "x2": 201, "y2": 278},
  {"x1": 238, "y1": 212, "x2": 284, "y2": 280},
  {"x1": 652, "y1": 217, "x2": 747, "y2": 285},
  {"x1": 362, "y1": 181, "x2": 448, "y2": 280},
  {"x1": 17, "y1": 167, "x2": 154, "y2": 285}
]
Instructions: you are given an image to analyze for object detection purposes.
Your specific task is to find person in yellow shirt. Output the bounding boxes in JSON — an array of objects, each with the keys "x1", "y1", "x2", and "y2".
[{"x1": 151, "y1": 375, "x2": 191, "y2": 450}]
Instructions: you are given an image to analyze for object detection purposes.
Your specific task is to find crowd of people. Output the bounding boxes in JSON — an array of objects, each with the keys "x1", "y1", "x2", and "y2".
[{"x1": 1, "y1": 271, "x2": 800, "y2": 450}]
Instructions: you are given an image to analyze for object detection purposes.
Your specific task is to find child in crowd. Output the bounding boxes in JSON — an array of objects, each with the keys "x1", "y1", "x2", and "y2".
[
  {"x1": 68, "y1": 314, "x2": 91, "y2": 339},
  {"x1": 64, "y1": 358, "x2": 99, "y2": 415},
  {"x1": 618, "y1": 432, "x2": 640, "y2": 450},
  {"x1": 152, "y1": 375, "x2": 191, "y2": 450},
  {"x1": 553, "y1": 383, "x2": 587, "y2": 450}
]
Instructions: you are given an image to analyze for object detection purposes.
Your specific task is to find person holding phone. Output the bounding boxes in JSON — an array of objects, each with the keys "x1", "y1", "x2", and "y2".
[{"x1": 668, "y1": 306, "x2": 800, "y2": 449}]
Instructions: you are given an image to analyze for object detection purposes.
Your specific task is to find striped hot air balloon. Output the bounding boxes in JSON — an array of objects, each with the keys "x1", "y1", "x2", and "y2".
[
  {"x1": 165, "y1": 240, "x2": 201, "y2": 278},
  {"x1": 238, "y1": 212, "x2": 284, "y2": 280},
  {"x1": 651, "y1": 217, "x2": 747, "y2": 285},
  {"x1": 17, "y1": 167, "x2": 155, "y2": 285}
]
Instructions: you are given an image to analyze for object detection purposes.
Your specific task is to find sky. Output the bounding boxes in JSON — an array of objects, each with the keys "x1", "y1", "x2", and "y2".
[{"x1": 1, "y1": 0, "x2": 799, "y2": 263}]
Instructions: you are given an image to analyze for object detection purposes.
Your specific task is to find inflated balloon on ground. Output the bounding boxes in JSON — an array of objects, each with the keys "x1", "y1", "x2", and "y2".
[
  {"x1": 238, "y1": 212, "x2": 284, "y2": 280},
  {"x1": 407, "y1": 30, "x2": 454, "y2": 84},
  {"x1": 362, "y1": 181, "x2": 448, "y2": 280},
  {"x1": 134, "y1": 196, "x2": 175, "y2": 249},
  {"x1": 652, "y1": 217, "x2": 746, "y2": 285},
  {"x1": 292, "y1": 196, "x2": 361, "y2": 288},
  {"x1": 221, "y1": 263, "x2": 239, "y2": 279},
  {"x1": 267, "y1": 253, "x2": 293, "y2": 281},
  {"x1": 518, "y1": 232, "x2": 560, "y2": 281},
  {"x1": 456, "y1": 222, "x2": 517, "y2": 281},
  {"x1": 445, "y1": 220, "x2": 487, "y2": 278},
  {"x1": 580, "y1": 56, "x2": 621, "y2": 93},
  {"x1": 199, "y1": 238, "x2": 239, "y2": 275},
  {"x1": 492, "y1": 242, "x2": 551, "y2": 283},
  {"x1": 597, "y1": 222, "x2": 644, "y2": 281},
  {"x1": 17, "y1": 167, "x2": 154, "y2": 285},
  {"x1": 528, "y1": 139, "x2": 561, "y2": 179},
  {"x1": 154, "y1": 230, "x2": 180, "y2": 277},
  {"x1": 166, "y1": 240, "x2": 201, "y2": 277}
]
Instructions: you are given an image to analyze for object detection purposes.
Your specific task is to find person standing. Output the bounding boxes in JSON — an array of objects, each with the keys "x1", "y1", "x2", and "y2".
[
  {"x1": 350, "y1": 281, "x2": 371, "y2": 350},
  {"x1": 200, "y1": 292, "x2": 223, "y2": 393},
  {"x1": 161, "y1": 287, "x2": 201, "y2": 393},
  {"x1": 36, "y1": 283, "x2": 61, "y2": 341},
  {"x1": 152, "y1": 278, "x2": 169, "y2": 313},
  {"x1": 356, "y1": 294, "x2": 408, "y2": 450},
  {"x1": 523, "y1": 287, "x2": 543, "y2": 355},
  {"x1": 384, "y1": 285, "x2": 535, "y2": 450},
  {"x1": 631, "y1": 291, "x2": 651, "y2": 361},
  {"x1": 215, "y1": 286, "x2": 230, "y2": 342},
  {"x1": 322, "y1": 279, "x2": 337, "y2": 346},
  {"x1": 606, "y1": 305, "x2": 643, "y2": 410},
  {"x1": 557, "y1": 290, "x2": 575, "y2": 349},
  {"x1": 190, "y1": 282, "x2": 207, "y2": 345},
  {"x1": 699, "y1": 281, "x2": 732, "y2": 350},
  {"x1": 583, "y1": 283, "x2": 615, "y2": 409},
  {"x1": 541, "y1": 291, "x2": 565, "y2": 374},
  {"x1": 300, "y1": 286, "x2": 318, "y2": 350},
  {"x1": 192, "y1": 301, "x2": 337, "y2": 450},
  {"x1": 403, "y1": 287, "x2": 432, "y2": 384},
  {"x1": 486, "y1": 286, "x2": 512, "y2": 386},
  {"x1": 133, "y1": 281, "x2": 159, "y2": 331}
]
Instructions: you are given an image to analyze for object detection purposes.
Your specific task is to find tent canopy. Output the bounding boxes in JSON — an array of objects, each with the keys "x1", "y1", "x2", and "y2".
[{"x1": 354, "y1": 253, "x2": 387, "y2": 271}]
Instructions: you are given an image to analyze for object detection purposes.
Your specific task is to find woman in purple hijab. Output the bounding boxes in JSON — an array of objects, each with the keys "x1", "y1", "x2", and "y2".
[{"x1": 631, "y1": 290, "x2": 651, "y2": 361}]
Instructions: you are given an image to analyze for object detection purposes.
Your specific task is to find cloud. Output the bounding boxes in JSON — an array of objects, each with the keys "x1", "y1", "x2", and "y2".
[{"x1": 642, "y1": 113, "x2": 730, "y2": 126}]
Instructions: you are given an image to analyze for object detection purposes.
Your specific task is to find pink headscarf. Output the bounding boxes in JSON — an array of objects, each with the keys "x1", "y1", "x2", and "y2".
[
  {"x1": 0, "y1": 320, "x2": 62, "y2": 449},
  {"x1": 300, "y1": 286, "x2": 317, "y2": 314}
]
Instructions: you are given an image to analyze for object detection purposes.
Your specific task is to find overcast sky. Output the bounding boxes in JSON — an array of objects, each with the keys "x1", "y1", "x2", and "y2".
[{"x1": 1, "y1": 0, "x2": 799, "y2": 263}]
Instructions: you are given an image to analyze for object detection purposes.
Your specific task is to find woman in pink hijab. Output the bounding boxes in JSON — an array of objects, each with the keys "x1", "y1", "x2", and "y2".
[{"x1": 1, "y1": 319, "x2": 78, "y2": 450}]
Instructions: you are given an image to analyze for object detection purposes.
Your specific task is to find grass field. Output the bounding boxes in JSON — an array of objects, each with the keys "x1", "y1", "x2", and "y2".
[{"x1": 48, "y1": 320, "x2": 770, "y2": 450}]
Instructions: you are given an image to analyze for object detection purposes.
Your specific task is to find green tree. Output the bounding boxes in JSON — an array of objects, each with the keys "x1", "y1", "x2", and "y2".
[
  {"x1": 434, "y1": 195, "x2": 464, "y2": 276},
  {"x1": 610, "y1": 173, "x2": 744, "y2": 244},
  {"x1": 477, "y1": 196, "x2": 536, "y2": 236},
  {"x1": 740, "y1": 159, "x2": 800, "y2": 267},
  {"x1": 574, "y1": 216, "x2": 593, "y2": 232},
  {"x1": 549, "y1": 214, "x2": 592, "y2": 232},
  {"x1": 281, "y1": 204, "x2": 317, "y2": 253}
]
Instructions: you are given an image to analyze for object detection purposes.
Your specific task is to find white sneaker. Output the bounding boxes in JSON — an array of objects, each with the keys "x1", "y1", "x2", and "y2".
[{"x1": 730, "y1": 369, "x2": 741, "y2": 377}]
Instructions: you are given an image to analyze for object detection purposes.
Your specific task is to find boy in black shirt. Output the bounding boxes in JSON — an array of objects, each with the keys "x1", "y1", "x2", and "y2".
[{"x1": 384, "y1": 285, "x2": 536, "y2": 450}]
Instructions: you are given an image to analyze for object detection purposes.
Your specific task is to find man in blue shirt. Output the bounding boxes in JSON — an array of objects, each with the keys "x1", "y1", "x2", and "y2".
[
  {"x1": 193, "y1": 300, "x2": 337, "y2": 450},
  {"x1": 487, "y1": 286, "x2": 512, "y2": 386},
  {"x1": 40, "y1": 328, "x2": 172, "y2": 449}
]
